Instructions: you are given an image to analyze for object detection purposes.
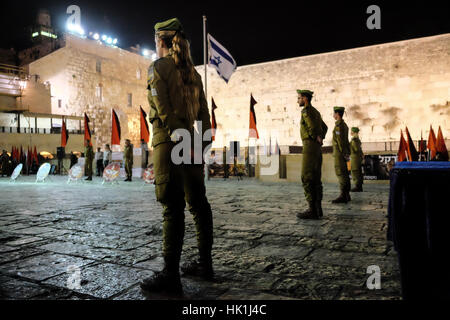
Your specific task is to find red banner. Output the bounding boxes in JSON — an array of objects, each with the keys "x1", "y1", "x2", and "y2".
[{"x1": 111, "y1": 109, "x2": 121, "y2": 145}]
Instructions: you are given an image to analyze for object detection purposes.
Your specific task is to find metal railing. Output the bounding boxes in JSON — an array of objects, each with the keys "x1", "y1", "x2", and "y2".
[
  {"x1": 0, "y1": 127, "x2": 93, "y2": 135},
  {"x1": 0, "y1": 63, "x2": 28, "y2": 79}
]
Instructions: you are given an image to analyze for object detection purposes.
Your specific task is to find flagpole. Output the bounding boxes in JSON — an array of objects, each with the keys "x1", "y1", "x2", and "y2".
[{"x1": 203, "y1": 15, "x2": 207, "y2": 100}]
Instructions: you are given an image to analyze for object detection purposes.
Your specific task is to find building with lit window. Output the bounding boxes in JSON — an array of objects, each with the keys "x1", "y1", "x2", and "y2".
[
  {"x1": 18, "y1": 9, "x2": 63, "y2": 67},
  {"x1": 27, "y1": 33, "x2": 154, "y2": 149}
]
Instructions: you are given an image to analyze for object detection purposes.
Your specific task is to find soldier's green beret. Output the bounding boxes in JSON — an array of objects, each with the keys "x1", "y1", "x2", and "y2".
[
  {"x1": 351, "y1": 127, "x2": 360, "y2": 133},
  {"x1": 333, "y1": 106, "x2": 345, "y2": 113},
  {"x1": 296, "y1": 89, "x2": 314, "y2": 97},
  {"x1": 154, "y1": 18, "x2": 183, "y2": 32}
]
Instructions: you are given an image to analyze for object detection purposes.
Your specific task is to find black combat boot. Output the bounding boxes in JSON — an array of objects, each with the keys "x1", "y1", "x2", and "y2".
[
  {"x1": 85, "y1": 176, "x2": 92, "y2": 181},
  {"x1": 140, "y1": 268, "x2": 183, "y2": 296},
  {"x1": 351, "y1": 186, "x2": 363, "y2": 192},
  {"x1": 316, "y1": 200, "x2": 323, "y2": 218},
  {"x1": 297, "y1": 201, "x2": 319, "y2": 219},
  {"x1": 331, "y1": 192, "x2": 348, "y2": 204},
  {"x1": 345, "y1": 190, "x2": 351, "y2": 202},
  {"x1": 181, "y1": 255, "x2": 214, "y2": 281}
]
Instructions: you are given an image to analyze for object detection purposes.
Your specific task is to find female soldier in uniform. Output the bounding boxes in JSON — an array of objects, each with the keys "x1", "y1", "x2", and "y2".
[{"x1": 140, "y1": 18, "x2": 214, "y2": 296}]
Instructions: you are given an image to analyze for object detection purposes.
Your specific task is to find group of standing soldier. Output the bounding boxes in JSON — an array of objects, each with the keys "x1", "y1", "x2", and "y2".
[
  {"x1": 136, "y1": 17, "x2": 365, "y2": 296},
  {"x1": 83, "y1": 139, "x2": 134, "y2": 181},
  {"x1": 297, "y1": 90, "x2": 364, "y2": 220}
]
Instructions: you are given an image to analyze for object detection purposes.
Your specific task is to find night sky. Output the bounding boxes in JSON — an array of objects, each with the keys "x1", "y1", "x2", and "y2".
[{"x1": 1, "y1": 0, "x2": 449, "y2": 66}]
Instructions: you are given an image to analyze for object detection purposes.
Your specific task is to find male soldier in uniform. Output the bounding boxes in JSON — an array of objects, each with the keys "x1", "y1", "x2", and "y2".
[
  {"x1": 297, "y1": 90, "x2": 327, "y2": 219},
  {"x1": 124, "y1": 139, "x2": 133, "y2": 181},
  {"x1": 331, "y1": 107, "x2": 351, "y2": 203},
  {"x1": 84, "y1": 139, "x2": 94, "y2": 181},
  {"x1": 1, "y1": 150, "x2": 10, "y2": 177},
  {"x1": 223, "y1": 146, "x2": 229, "y2": 180},
  {"x1": 350, "y1": 127, "x2": 364, "y2": 192}
]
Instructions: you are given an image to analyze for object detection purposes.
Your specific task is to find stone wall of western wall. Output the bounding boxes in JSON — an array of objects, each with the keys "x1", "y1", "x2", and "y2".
[{"x1": 200, "y1": 34, "x2": 450, "y2": 151}]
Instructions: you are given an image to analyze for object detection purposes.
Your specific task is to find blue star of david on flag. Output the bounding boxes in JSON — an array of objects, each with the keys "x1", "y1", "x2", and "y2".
[{"x1": 207, "y1": 34, "x2": 237, "y2": 83}]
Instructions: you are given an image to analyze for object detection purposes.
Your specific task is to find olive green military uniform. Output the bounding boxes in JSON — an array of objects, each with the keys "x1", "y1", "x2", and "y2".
[
  {"x1": 1, "y1": 151, "x2": 9, "y2": 176},
  {"x1": 332, "y1": 118, "x2": 351, "y2": 194},
  {"x1": 223, "y1": 147, "x2": 229, "y2": 179},
  {"x1": 84, "y1": 145, "x2": 94, "y2": 178},
  {"x1": 350, "y1": 128, "x2": 364, "y2": 191},
  {"x1": 124, "y1": 144, "x2": 133, "y2": 180},
  {"x1": 147, "y1": 50, "x2": 213, "y2": 274},
  {"x1": 299, "y1": 91, "x2": 327, "y2": 217}
]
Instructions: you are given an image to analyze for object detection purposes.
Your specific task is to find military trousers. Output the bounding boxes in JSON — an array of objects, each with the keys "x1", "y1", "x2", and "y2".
[
  {"x1": 125, "y1": 160, "x2": 133, "y2": 179},
  {"x1": 351, "y1": 157, "x2": 363, "y2": 188},
  {"x1": 301, "y1": 140, "x2": 323, "y2": 204},
  {"x1": 334, "y1": 153, "x2": 351, "y2": 192},
  {"x1": 85, "y1": 159, "x2": 93, "y2": 177},
  {"x1": 153, "y1": 141, "x2": 213, "y2": 272}
]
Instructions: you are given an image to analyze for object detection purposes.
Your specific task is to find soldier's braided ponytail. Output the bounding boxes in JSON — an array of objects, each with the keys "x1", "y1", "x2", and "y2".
[{"x1": 158, "y1": 30, "x2": 200, "y2": 125}]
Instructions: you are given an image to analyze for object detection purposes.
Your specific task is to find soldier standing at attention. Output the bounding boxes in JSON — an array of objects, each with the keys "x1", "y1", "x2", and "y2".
[
  {"x1": 350, "y1": 127, "x2": 364, "y2": 192},
  {"x1": 124, "y1": 139, "x2": 133, "y2": 182},
  {"x1": 140, "y1": 18, "x2": 213, "y2": 296},
  {"x1": 331, "y1": 107, "x2": 351, "y2": 203},
  {"x1": 223, "y1": 146, "x2": 229, "y2": 180},
  {"x1": 1, "y1": 150, "x2": 10, "y2": 177},
  {"x1": 84, "y1": 139, "x2": 94, "y2": 181},
  {"x1": 297, "y1": 90, "x2": 327, "y2": 220}
]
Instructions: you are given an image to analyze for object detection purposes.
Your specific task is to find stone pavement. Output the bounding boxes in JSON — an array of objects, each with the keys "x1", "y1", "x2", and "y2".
[{"x1": 0, "y1": 175, "x2": 401, "y2": 300}]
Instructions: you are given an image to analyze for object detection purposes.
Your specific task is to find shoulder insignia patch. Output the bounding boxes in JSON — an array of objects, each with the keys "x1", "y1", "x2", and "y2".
[
  {"x1": 148, "y1": 66, "x2": 155, "y2": 82},
  {"x1": 151, "y1": 88, "x2": 158, "y2": 96}
]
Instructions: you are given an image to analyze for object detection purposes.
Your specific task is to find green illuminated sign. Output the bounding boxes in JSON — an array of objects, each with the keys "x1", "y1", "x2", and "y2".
[{"x1": 40, "y1": 31, "x2": 58, "y2": 39}]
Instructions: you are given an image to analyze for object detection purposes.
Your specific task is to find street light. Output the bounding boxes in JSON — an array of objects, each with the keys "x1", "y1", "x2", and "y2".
[{"x1": 93, "y1": 33, "x2": 99, "y2": 40}]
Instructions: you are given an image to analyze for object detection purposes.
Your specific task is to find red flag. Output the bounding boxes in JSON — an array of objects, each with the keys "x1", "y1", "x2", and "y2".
[
  {"x1": 33, "y1": 146, "x2": 39, "y2": 165},
  {"x1": 19, "y1": 146, "x2": 23, "y2": 164},
  {"x1": 427, "y1": 125, "x2": 437, "y2": 160},
  {"x1": 111, "y1": 109, "x2": 121, "y2": 145},
  {"x1": 84, "y1": 113, "x2": 92, "y2": 146},
  {"x1": 61, "y1": 117, "x2": 69, "y2": 147},
  {"x1": 436, "y1": 126, "x2": 449, "y2": 161},
  {"x1": 418, "y1": 131, "x2": 427, "y2": 153},
  {"x1": 249, "y1": 94, "x2": 259, "y2": 139},
  {"x1": 211, "y1": 98, "x2": 218, "y2": 141},
  {"x1": 397, "y1": 130, "x2": 408, "y2": 162},
  {"x1": 140, "y1": 106, "x2": 150, "y2": 143},
  {"x1": 405, "y1": 126, "x2": 418, "y2": 161},
  {"x1": 27, "y1": 146, "x2": 32, "y2": 168}
]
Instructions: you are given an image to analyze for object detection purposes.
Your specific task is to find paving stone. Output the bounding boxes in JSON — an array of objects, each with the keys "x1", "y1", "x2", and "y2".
[
  {"x1": 0, "y1": 278, "x2": 50, "y2": 299},
  {"x1": 0, "y1": 247, "x2": 44, "y2": 265},
  {"x1": 5, "y1": 236, "x2": 44, "y2": 246},
  {"x1": 0, "y1": 252, "x2": 95, "y2": 281},
  {"x1": 0, "y1": 175, "x2": 401, "y2": 299},
  {"x1": 43, "y1": 263, "x2": 154, "y2": 299}
]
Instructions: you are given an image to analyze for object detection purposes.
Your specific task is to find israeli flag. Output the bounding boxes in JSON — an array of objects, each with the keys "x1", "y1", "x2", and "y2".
[{"x1": 208, "y1": 34, "x2": 237, "y2": 83}]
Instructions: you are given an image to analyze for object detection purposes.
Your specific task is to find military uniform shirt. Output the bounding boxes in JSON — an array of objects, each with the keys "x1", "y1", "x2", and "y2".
[
  {"x1": 300, "y1": 105, "x2": 327, "y2": 142},
  {"x1": 332, "y1": 119, "x2": 350, "y2": 156}
]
